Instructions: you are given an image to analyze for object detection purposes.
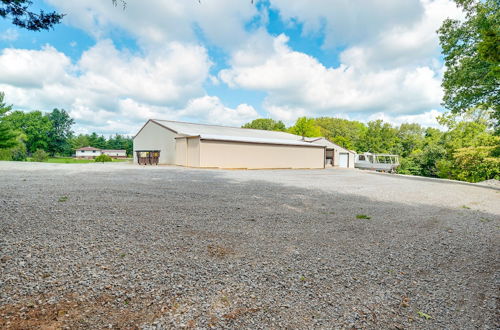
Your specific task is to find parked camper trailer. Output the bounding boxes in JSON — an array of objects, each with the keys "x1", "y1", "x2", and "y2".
[{"x1": 355, "y1": 153, "x2": 400, "y2": 172}]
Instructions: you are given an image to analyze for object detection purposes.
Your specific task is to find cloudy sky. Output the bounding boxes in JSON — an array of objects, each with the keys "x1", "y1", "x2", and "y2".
[{"x1": 0, "y1": 0, "x2": 463, "y2": 135}]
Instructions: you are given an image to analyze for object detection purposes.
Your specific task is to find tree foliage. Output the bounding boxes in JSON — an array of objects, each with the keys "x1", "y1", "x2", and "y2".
[
  {"x1": 47, "y1": 108, "x2": 74, "y2": 156},
  {"x1": 314, "y1": 117, "x2": 366, "y2": 150},
  {"x1": 1, "y1": 0, "x2": 126, "y2": 31},
  {"x1": 0, "y1": 92, "x2": 18, "y2": 149},
  {"x1": 0, "y1": 0, "x2": 64, "y2": 31},
  {"x1": 242, "y1": 118, "x2": 286, "y2": 131},
  {"x1": 438, "y1": 0, "x2": 500, "y2": 131},
  {"x1": 288, "y1": 117, "x2": 321, "y2": 138}
]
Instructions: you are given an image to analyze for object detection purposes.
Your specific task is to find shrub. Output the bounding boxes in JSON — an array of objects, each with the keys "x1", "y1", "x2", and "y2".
[
  {"x1": 32, "y1": 149, "x2": 49, "y2": 162},
  {"x1": 11, "y1": 146, "x2": 27, "y2": 161},
  {"x1": 0, "y1": 149, "x2": 12, "y2": 161},
  {"x1": 95, "y1": 154, "x2": 112, "y2": 163}
]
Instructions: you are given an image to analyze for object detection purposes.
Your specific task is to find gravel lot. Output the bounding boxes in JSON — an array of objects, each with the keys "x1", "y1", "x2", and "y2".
[{"x1": 0, "y1": 161, "x2": 499, "y2": 329}]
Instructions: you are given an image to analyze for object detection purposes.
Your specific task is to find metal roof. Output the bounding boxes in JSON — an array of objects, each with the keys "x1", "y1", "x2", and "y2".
[
  {"x1": 147, "y1": 119, "x2": 353, "y2": 150},
  {"x1": 176, "y1": 134, "x2": 325, "y2": 147},
  {"x1": 304, "y1": 137, "x2": 355, "y2": 154},
  {"x1": 152, "y1": 119, "x2": 304, "y2": 141},
  {"x1": 76, "y1": 146, "x2": 101, "y2": 151}
]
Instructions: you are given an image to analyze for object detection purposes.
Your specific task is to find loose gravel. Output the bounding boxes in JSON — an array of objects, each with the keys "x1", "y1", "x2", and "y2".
[{"x1": 0, "y1": 162, "x2": 499, "y2": 329}]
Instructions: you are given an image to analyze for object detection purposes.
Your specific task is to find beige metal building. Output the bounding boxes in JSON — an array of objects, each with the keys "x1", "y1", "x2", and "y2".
[{"x1": 133, "y1": 119, "x2": 355, "y2": 169}]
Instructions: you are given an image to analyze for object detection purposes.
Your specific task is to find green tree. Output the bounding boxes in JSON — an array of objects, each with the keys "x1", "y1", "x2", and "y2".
[
  {"x1": 3, "y1": 111, "x2": 52, "y2": 153},
  {"x1": 438, "y1": 0, "x2": 500, "y2": 131},
  {"x1": 106, "y1": 134, "x2": 133, "y2": 156},
  {"x1": 69, "y1": 134, "x2": 90, "y2": 150},
  {"x1": 289, "y1": 117, "x2": 321, "y2": 138},
  {"x1": 88, "y1": 132, "x2": 107, "y2": 149},
  {"x1": 47, "y1": 108, "x2": 74, "y2": 156},
  {"x1": 396, "y1": 123, "x2": 425, "y2": 157},
  {"x1": 446, "y1": 145, "x2": 500, "y2": 182},
  {"x1": 242, "y1": 118, "x2": 286, "y2": 131},
  {"x1": 0, "y1": 92, "x2": 18, "y2": 149},
  {"x1": 314, "y1": 117, "x2": 367, "y2": 151},
  {"x1": 358, "y1": 120, "x2": 398, "y2": 153}
]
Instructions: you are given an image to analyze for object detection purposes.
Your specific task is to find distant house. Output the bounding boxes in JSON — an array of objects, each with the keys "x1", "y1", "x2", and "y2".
[{"x1": 75, "y1": 147, "x2": 127, "y2": 159}]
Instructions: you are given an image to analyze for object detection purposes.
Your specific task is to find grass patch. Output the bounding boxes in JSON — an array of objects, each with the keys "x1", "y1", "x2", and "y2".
[
  {"x1": 27, "y1": 157, "x2": 129, "y2": 164},
  {"x1": 58, "y1": 196, "x2": 68, "y2": 202},
  {"x1": 417, "y1": 311, "x2": 432, "y2": 320},
  {"x1": 462, "y1": 205, "x2": 471, "y2": 209},
  {"x1": 356, "y1": 214, "x2": 371, "y2": 220}
]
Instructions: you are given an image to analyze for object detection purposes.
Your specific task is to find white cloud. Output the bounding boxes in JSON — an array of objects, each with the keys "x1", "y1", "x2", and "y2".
[
  {"x1": 269, "y1": 0, "x2": 424, "y2": 48},
  {"x1": 0, "y1": 41, "x2": 256, "y2": 134},
  {"x1": 179, "y1": 96, "x2": 259, "y2": 126},
  {"x1": 366, "y1": 109, "x2": 445, "y2": 129},
  {"x1": 220, "y1": 34, "x2": 443, "y2": 124},
  {"x1": 46, "y1": 0, "x2": 259, "y2": 50},
  {"x1": 339, "y1": 0, "x2": 464, "y2": 69}
]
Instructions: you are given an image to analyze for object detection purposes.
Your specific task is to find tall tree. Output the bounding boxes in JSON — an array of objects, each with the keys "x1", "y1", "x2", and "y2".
[
  {"x1": 288, "y1": 117, "x2": 321, "y2": 138},
  {"x1": 0, "y1": 92, "x2": 18, "y2": 149},
  {"x1": 396, "y1": 123, "x2": 425, "y2": 157},
  {"x1": 358, "y1": 120, "x2": 398, "y2": 153},
  {"x1": 242, "y1": 118, "x2": 286, "y2": 131},
  {"x1": 3, "y1": 110, "x2": 52, "y2": 152},
  {"x1": 47, "y1": 108, "x2": 74, "y2": 156},
  {"x1": 314, "y1": 117, "x2": 367, "y2": 151},
  {"x1": 438, "y1": 0, "x2": 499, "y2": 131}
]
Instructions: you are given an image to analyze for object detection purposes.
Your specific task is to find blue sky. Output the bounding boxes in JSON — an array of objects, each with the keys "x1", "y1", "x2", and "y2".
[{"x1": 0, "y1": 0, "x2": 463, "y2": 135}]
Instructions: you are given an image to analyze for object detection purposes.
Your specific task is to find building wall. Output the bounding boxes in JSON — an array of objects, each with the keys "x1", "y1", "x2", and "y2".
[
  {"x1": 187, "y1": 137, "x2": 200, "y2": 167},
  {"x1": 175, "y1": 138, "x2": 187, "y2": 166},
  {"x1": 199, "y1": 140, "x2": 325, "y2": 169},
  {"x1": 331, "y1": 149, "x2": 355, "y2": 168},
  {"x1": 133, "y1": 121, "x2": 177, "y2": 164},
  {"x1": 103, "y1": 151, "x2": 126, "y2": 157},
  {"x1": 76, "y1": 150, "x2": 101, "y2": 158}
]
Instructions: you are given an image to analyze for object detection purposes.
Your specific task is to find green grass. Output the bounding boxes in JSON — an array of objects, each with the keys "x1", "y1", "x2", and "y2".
[
  {"x1": 27, "y1": 157, "x2": 130, "y2": 164},
  {"x1": 417, "y1": 311, "x2": 432, "y2": 320},
  {"x1": 356, "y1": 214, "x2": 371, "y2": 220},
  {"x1": 58, "y1": 196, "x2": 68, "y2": 202}
]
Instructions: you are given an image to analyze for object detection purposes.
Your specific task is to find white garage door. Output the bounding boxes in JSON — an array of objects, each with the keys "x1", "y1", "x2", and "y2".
[{"x1": 339, "y1": 153, "x2": 349, "y2": 168}]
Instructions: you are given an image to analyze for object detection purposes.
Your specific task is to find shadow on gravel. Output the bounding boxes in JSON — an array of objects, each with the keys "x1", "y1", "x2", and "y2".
[
  {"x1": 0, "y1": 167, "x2": 498, "y2": 329},
  {"x1": 366, "y1": 170, "x2": 500, "y2": 191}
]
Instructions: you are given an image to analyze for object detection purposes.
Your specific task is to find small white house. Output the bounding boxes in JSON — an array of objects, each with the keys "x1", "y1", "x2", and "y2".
[
  {"x1": 75, "y1": 146, "x2": 102, "y2": 159},
  {"x1": 75, "y1": 147, "x2": 127, "y2": 159},
  {"x1": 102, "y1": 149, "x2": 127, "y2": 158}
]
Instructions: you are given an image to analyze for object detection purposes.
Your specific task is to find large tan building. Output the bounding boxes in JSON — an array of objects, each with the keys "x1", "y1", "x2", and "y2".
[{"x1": 133, "y1": 119, "x2": 355, "y2": 169}]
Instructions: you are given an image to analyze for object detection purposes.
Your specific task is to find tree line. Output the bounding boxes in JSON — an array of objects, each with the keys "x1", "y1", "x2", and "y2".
[
  {"x1": 242, "y1": 113, "x2": 499, "y2": 183},
  {"x1": 0, "y1": 92, "x2": 132, "y2": 161}
]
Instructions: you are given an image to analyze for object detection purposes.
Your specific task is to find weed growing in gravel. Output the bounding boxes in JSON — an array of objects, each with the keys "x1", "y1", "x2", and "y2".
[
  {"x1": 417, "y1": 311, "x2": 432, "y2": 320},
  {"x1": 299, "y1": 275, "x2": 306, "y2": 282},
  {"x1": 480, "y1": 218, "x2": 492, "y2": 223},
  {"x1": 462, "y1": 205, "x2": 471, "y2": 209},
  {"x1": 58, "y1": 196, "x2": 68, "y2": 202},
  {"x1": 356, "y1": 214, "x2": 371, "y2": 220}
]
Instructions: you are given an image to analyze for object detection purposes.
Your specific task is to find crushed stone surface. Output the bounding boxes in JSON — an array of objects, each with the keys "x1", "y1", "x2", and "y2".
[{"x1": 0, "y1": 162, "x2": 499, "y2": 329}]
